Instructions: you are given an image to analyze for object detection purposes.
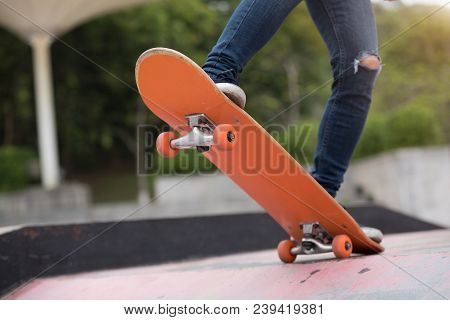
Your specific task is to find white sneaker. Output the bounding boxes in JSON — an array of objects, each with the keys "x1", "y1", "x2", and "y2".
[
  {"x1": 216, "y1": 83, "x2": 246, "y2": 109},
  {"x1": 361, "y1": 227, "x2": 383, "y2": 243}
]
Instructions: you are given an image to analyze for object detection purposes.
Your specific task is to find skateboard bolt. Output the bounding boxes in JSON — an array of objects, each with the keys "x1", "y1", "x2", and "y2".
[
  {"x1": 227, "y1": 132, "x2": 235, "y2": 142},
  {"x1": 344, "y1": 242, "x2": 351, "y2": 251}
]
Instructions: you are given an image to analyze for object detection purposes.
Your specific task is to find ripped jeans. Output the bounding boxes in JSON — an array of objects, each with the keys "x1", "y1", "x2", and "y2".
[{"x1": 203, "y1": 0, "x2": 381, "y2": 197}]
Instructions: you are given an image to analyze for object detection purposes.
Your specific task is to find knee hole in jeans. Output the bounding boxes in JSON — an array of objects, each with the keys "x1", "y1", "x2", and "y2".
[{"x1": 353, "y1": 52, "x2": 381, "y2": 74}]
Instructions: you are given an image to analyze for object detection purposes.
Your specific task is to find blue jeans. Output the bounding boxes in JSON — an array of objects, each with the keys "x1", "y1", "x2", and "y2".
[{"x1": 203, "y1": 0, "x2": 381, "y2": 197}]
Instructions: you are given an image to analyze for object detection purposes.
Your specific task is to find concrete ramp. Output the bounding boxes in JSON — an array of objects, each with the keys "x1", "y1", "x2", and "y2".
[{"x1": 7, "y1": 230, "x2": 450, "y2": 299}]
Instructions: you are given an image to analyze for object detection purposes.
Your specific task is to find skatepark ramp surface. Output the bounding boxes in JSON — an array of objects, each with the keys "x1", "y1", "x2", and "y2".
[{"x1": 6, "y1": 229, "x2": 450, "y2": 299}]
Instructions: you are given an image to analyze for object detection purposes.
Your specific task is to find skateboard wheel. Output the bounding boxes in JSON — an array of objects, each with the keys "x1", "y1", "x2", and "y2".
[
  {"x1": 332, "y1": 235, "x2": 353, "y2": 259},
  {"x1": 277, "y1": 240, "x2": 297, "y2": 263},
  {"x1": 156, "y1": 131, "x2": 179, "y2": 158},
  {"x1": 213, "y1": 124, "x2": 237, "y2": 151}
]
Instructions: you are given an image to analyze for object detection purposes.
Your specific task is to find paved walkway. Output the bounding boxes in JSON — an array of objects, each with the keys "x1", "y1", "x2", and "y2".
[{"x1": 7, "y1": 230, "x2": 450, "y2": 299}]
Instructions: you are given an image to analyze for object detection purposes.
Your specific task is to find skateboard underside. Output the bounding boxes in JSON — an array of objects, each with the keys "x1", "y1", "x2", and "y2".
[{"x1": 135, "y1": 48, "x2": 384, "y2": 262}]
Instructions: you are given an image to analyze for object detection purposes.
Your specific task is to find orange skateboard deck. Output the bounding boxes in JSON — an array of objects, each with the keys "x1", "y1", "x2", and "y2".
[{"x1": 136, "y1": 48, "x2": 384, "y2": 262}]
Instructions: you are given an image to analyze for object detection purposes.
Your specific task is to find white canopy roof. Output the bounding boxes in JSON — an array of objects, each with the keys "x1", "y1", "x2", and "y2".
[{"x1": 0, "y1": 0, "x2": 149, "y2": 42}]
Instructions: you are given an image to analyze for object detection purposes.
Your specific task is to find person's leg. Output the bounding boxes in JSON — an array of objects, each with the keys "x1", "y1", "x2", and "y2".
[
  {"x1": 306, "y1": 0, "x2": 381, "y2": 197},
  {"x1": 203, "y1": 0, "x2": 301, "y2": 85}
]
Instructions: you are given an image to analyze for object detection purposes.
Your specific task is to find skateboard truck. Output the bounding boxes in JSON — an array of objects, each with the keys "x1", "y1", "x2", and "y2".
[
  {"x1": 156, "y1": 114, "x2": 237, "y2": 157},
  {"x1": 296, "y1": 222, "x2": 332, "y2": 255},
  {"x1": 278, "y1": 222, "x2": 353, "y2": 263}
]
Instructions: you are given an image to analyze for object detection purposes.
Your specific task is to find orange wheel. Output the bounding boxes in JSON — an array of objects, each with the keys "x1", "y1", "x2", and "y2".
[
  {"x1": 277, "y1": 240, "x2": 297, "y2": 263},
  {"x1": 332, "y1": 235, "x2": 353, "y2": 259},
  {"x1": 213, "y1": 124, "x2": 237, "y2": 151},
  {"x1": 156, "y1": 131, "x2": 179, "y2": 158}
]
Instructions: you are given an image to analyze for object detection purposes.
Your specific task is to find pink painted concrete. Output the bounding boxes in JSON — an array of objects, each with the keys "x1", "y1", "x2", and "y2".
[{"x1": 6, "y1": 230, "x2": 450, "y2": 299}]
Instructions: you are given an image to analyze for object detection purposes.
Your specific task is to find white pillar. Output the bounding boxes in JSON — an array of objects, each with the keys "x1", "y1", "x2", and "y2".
[{"x1": 30, "y1": 33, "x2": 61, "y2": 190}]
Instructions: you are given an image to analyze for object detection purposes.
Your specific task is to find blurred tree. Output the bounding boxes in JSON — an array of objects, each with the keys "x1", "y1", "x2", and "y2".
[
  {"x1": 354, "y1": 105, "x2": 444, "y2": 159},
  {"x1": 373, "y1": 5, "x2": 450, "y2": 140},
  {"x1": 0, "y1": 31, "x2": 34, "y2": 147},
  {"x1": 0, "y1": 1, "x2": 448, "y2": 196},
  {"x1": 50, "y1": 0, "x2": 222, "y2": 172},
  {"x1": 0, "y1": 146, "x2": 35, "y2": 192}
]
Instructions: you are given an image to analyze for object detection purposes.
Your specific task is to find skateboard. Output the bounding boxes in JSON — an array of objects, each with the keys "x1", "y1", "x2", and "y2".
[{"x1": 135, "y1": 48, "x2": 384, "y2": 263}]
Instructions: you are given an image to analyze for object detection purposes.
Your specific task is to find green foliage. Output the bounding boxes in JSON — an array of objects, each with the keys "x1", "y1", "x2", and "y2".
[
  {"x1": 0, "y1": 146, "x2": 35, "y2": 192},
  {"x1": 373, "y1": 5, "x2": 450, "y2": 142},
  {"x1": 49, "y1": 0, "x2": 223, "y2": 171},
  {"x1": 385, "y1": 104, "x2": 443, "y2": 149},
  {"x1": 354, "y1": 105, "x2": 443, "y2": 159},
  {"x1": 353, "y1": 113, "x2": 388, "y2": 159},
  {"x1": 0, "y1": 31, "x2": 35, "y2": 147},
  {"x1": 0, "y1": 1, "x2": 448, "y2": 185}
]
